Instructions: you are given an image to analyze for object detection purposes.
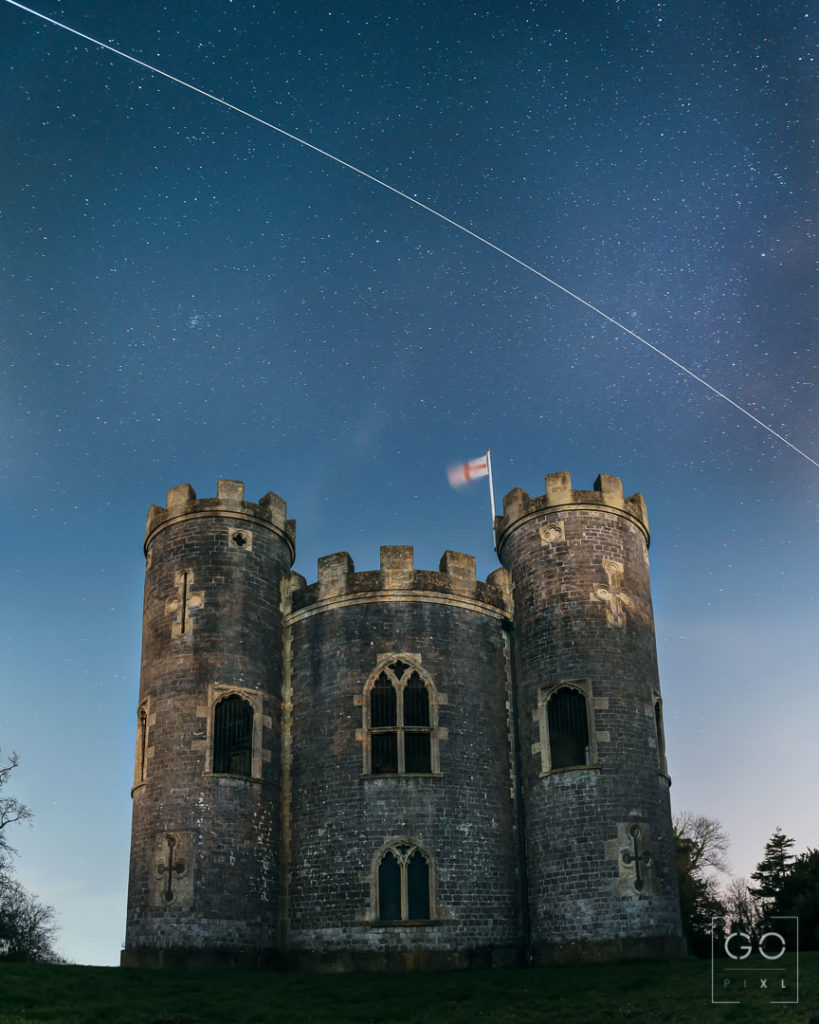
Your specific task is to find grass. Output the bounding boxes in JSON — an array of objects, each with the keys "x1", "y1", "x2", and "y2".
[{"x1": 0, "y1": 954, "x2": 815, "y2": 1024}]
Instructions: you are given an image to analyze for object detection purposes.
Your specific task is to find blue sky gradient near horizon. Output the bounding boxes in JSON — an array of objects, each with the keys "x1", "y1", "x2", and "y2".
[{"x1": 1, "y1": 0, "x2": 816, "y2": 965}]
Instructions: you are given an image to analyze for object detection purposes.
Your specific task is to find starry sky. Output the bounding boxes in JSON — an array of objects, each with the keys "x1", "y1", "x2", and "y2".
[{"x1": 1, "y1": 0, "x2": 816, "y2": 965}]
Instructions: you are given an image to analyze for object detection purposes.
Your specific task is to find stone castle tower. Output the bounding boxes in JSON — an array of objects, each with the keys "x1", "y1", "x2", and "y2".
[{"x1": 122, "y1": 472, "x2": 683, "y2": 970}]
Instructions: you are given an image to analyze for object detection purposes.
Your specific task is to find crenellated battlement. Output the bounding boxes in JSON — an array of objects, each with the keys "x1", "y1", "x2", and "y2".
[
  {"x1": 144, "y1": 479, "x2": 296, "y2": 560},
  {"x1": 288, "y1": 545, "x2": 510, "y2": 616},
  {"x1": 495, "y1": 471, "x2": 649, "y2": 557}
]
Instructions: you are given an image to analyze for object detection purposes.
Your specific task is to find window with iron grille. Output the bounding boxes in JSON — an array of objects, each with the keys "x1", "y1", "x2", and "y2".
[
  {"x1": 213, "y1": 694, "x2": 253, "y2": 776},
  {"x1": 376, "y1": 842, "x2": 432, "y2": 922},
  {"x1": 546, "y1": 686, "x2": 590, "y2": 770},
  {"x1": 367, "y1": 660, "x2": 434, "y2": 775}
]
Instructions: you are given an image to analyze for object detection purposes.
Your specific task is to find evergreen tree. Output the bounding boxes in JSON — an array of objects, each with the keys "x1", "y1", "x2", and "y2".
[
  {"x1": 749, "y1": 827, "x2": 796, "y2": 903},
  {"x1": 775, "y1": 848, "x2": 819, "y2": 951}
]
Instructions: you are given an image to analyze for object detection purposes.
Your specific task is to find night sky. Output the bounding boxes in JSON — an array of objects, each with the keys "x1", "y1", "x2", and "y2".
[{"x1": 1, "y1": 0, "x2": 816, "y2": 965}]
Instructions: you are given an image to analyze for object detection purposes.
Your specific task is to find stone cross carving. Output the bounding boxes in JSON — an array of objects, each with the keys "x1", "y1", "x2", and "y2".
[
  {"x1": 621, "y1": 823, "x2": 651, "y2": 892},
  {"x1": 156, "y1": 834, "x2": 186, "y2": 903},
  {"x1": 591, "y1": 558, "x2": 631, "y2": 628},
  {"x1": 165, "y1": 570, "x2": 204, "y2": 637}
]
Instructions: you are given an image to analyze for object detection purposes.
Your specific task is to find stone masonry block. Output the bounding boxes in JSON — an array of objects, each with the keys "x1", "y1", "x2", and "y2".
[
  {"x1": 381, "y1": 546, "x2": 414, "y2": 588},
  {"x1": 259, "y1": 491, "x2": 288, "y2": 528},
  {"x1": 317, "y1": 552, "x2": 354, "y2": 597},
  {"x1": 544, "y1": 471, "x2": 573, "y2": 505},
  {"x1": 438, "y1": 551, "x2": 476, "y2": 594},
  {"x1": 166, "y1": 483, "x2": 196, "y2": 514},
  {"x1": 594, "y1": 474, "x2": 624, "y2": 509},
  {"x1": 217, "y1": 479, "x2": 245, "y2": 505}
]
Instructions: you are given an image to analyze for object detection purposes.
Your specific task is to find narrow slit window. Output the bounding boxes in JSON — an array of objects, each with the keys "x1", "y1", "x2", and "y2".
[
  {"x1": 135, "y1": 704, "x2": 149, "y2": 785},
  {"x1": 654, "y1": 698, "x2": 667, "y2": 771},
  {"x1": 138, "y1": 707, "x2": 148, "y2": 781}
]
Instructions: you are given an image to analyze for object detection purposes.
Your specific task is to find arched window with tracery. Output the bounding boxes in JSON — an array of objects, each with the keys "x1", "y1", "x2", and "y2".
[
  {"x1": 213, "y1": 693, "x2": 253, "y2": 776},
  {"x1": 366, "y1": 660, "x2": 435, "y2": 775},
  {"x1": 546, "y1": 686, "x2": 590, "y2": 770},
  {"x1": 376, "y1": 841, "x2": 432, "y2": 922}
]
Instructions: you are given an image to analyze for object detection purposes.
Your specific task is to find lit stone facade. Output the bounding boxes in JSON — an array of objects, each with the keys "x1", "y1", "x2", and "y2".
[{"x1": 122, "y1": 473, "x2": 684, "y2": 970}]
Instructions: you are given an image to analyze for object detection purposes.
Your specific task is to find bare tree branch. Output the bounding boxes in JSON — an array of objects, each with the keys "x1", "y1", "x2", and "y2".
[
  {"x1": 0, "y1": 750, "x2": 59, "y2": 961},
  {"x1": 0, "y1": 751, "x2": 33, "y2": 855},
  {"x1": 673, "y1": 811, "x2": 730, "y2": 875}
]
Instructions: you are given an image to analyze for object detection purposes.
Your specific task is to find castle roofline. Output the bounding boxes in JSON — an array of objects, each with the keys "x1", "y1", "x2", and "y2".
[
  {"x1": 144, "y1": 479, "x2": 296, "y2": 563},
  {"x1": 287, "y1": 546, "x2": 510, "y2": 619},
  {"x1": 495, "y1": 472, "x2": 649, "y2": 559}
]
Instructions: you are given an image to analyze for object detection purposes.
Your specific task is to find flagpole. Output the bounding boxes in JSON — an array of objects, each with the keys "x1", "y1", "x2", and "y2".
[{"x1": 486, "y1": 448, "x2": 497, "y2": 549}]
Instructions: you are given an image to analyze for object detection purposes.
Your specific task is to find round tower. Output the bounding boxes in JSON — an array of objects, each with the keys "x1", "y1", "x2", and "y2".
[
  {"x1": 496, "y1": 471, "x2": 683, "y2": 962},
  {"x1": 283, "y1": 546, "x2": 520, "y2": 969},
  {"x1": 122, "y1": 480, "x2": 295, "y2": 968}
]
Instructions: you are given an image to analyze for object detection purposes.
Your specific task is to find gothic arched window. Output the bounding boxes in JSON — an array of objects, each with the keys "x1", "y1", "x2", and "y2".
[
  {"x1": 546, "y1": 686, "x2": 590, "y2": 770},
  {"x1": 213, "y1": 694, "x2": 253, "y2": 776},
  {"x1": 376, "y1": 842, "x2": 432, "y2": 922},
  {"x1": 366, "y1": 660, "x2": 436, "y2": 775}
]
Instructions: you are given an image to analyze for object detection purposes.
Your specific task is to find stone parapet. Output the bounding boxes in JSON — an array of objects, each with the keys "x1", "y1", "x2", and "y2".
[
  {"x1": 496, "y1": 471, "x2": 649, "y2": 558},
  {"x1": 288, "y1": 546, "x2": 510, "y2": 616},
  {"x1": 144, "y1": 479, "x2": 296, "y2": 562}
]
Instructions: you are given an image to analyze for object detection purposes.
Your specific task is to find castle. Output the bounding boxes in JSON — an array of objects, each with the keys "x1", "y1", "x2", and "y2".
[{"x1": 122, "y1": 471, "x2": 684, "y2": 970}]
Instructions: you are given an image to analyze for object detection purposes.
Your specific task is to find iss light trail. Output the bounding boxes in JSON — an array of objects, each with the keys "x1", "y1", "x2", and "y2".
[{"x1": 5, "y1": 0, "x2": 817, "y2": 469}]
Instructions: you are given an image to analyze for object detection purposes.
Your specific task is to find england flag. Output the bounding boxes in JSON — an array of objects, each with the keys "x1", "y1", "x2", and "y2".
[{"x1": 447, "y1": 455, "x2": 489, "y2": 489}]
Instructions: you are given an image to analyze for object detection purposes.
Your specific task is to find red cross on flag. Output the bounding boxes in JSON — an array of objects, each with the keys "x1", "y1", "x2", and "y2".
[{"x1": 447, "y1": 454, "x2": 490, "y2": 489}]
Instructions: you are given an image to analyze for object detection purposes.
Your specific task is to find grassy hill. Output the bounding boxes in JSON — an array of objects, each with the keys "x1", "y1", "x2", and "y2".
[{"x1": 0, "y1": 954, "x2": 815, "y2": 1024}]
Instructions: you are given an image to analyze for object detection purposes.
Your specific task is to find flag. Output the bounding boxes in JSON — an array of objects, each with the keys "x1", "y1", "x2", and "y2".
[{"x1": 447, "y1": 455, "x2": 489, "y2": 489}]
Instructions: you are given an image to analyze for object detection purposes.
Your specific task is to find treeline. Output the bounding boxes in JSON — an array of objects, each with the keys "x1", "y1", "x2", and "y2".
[{"x1": 674, "y1": 812, "x2": 817, "y2": 957}]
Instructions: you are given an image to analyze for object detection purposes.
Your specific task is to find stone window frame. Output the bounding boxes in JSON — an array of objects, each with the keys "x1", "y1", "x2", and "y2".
[
  {"x1": 132, "y1": 697, "x2": 152, "y2": 792},
  {"x1": 357, "y1": 655, "x2": 445, "y2": 777},
  {"x1": 228, "y1": 526, "x2": 253, "y2": 551},
  {"x1": 368, "y1": 836, "x2": 437, "y2": 925},
  {"x1": 533, "y1": 678, "x2": 597, "y2": 776},
  {"x1": 200, "y1": 684, "x2": 268, "y2": 781}
]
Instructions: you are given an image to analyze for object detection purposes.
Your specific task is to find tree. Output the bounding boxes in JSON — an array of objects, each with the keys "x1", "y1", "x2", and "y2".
[
  {"x1": 0, "y1": 751, "x2": 32, "y2": 857},
  {"x1": 0, "y1": 871, "x2": 59, "y2": 962},
  {"x1": 673, "y1": 811, "x2": 730, "y2": 874},
  {"x1": 0, "y1": 750, "x2": 60, "y2": 962},
  {"x1": 673, "y1": 812, "x2": 730, "y2": 957},
  {"x1": 721, "y1": 876, "x2": 761, "y2": 940},
  {"x1": 771, "y1": 848, "x2": 819, "y2": 952},
  {"x1": 749, "y1": 827, "x2": 796, "y2": 903}
]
